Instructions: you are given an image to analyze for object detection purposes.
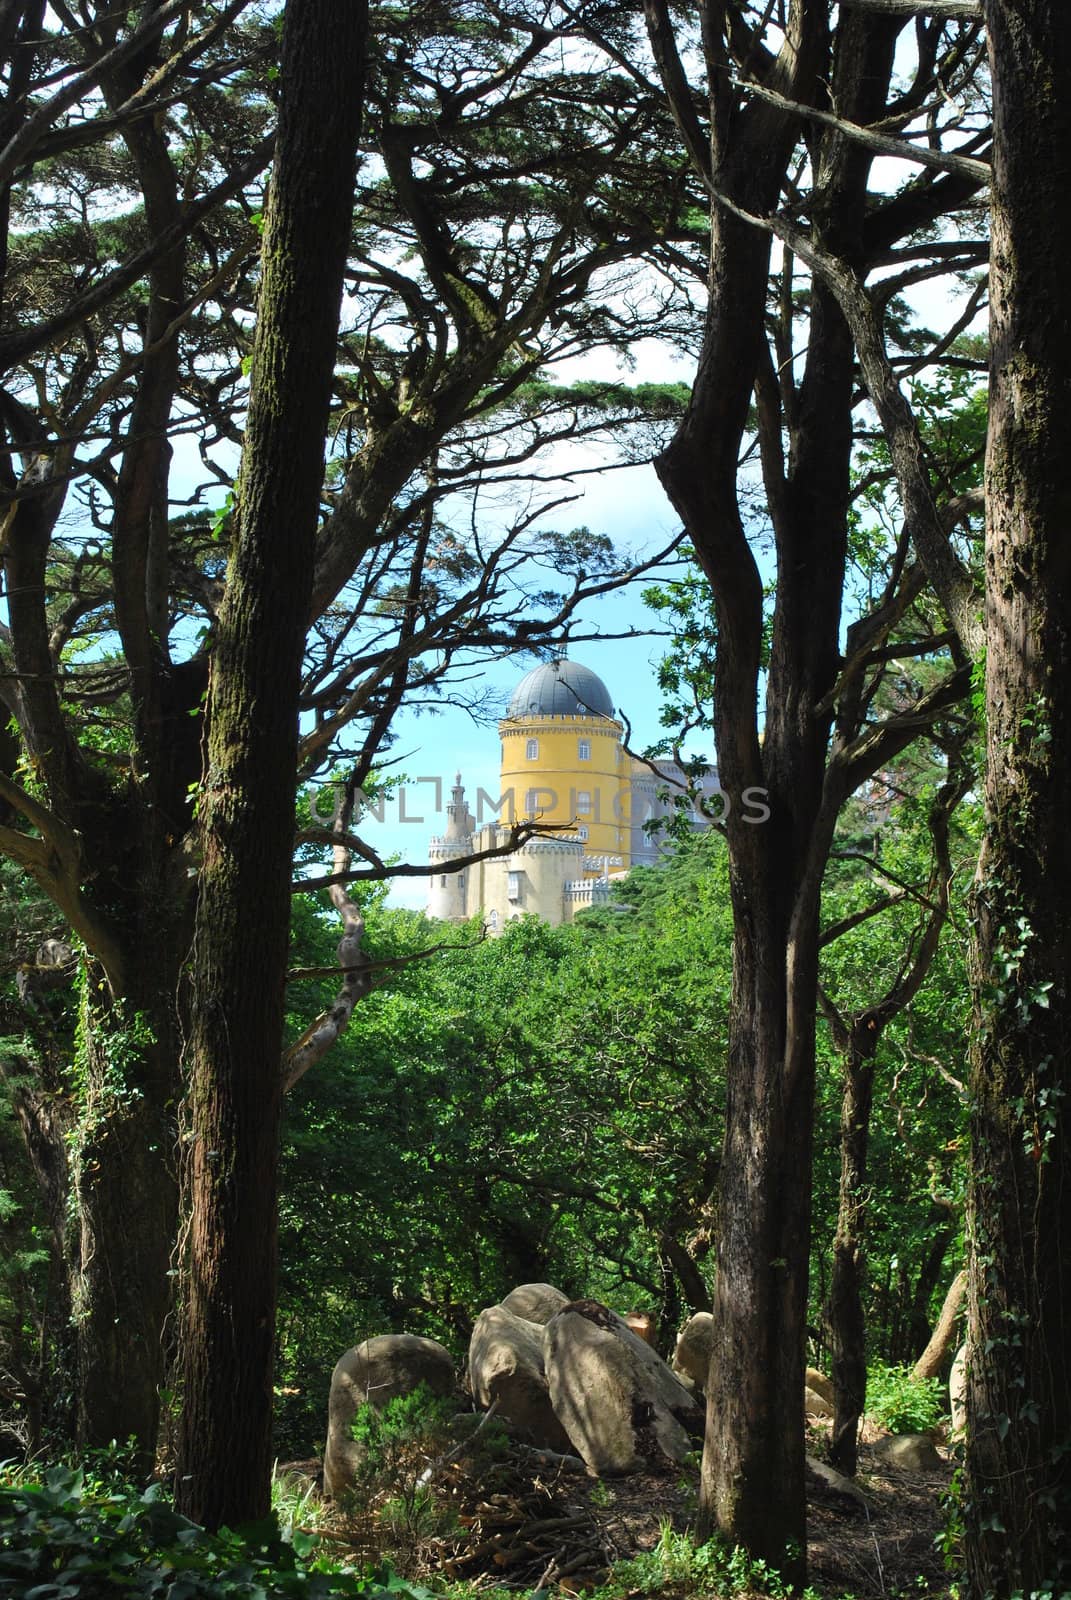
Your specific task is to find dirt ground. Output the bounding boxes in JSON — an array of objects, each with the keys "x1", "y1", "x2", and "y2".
[
  {"x1": 806, "y1": 1436, "x2": 953, "y2": 1598},
  {"x1": 300, "y1": 1421, "x2": 956, "y2": 1598}
]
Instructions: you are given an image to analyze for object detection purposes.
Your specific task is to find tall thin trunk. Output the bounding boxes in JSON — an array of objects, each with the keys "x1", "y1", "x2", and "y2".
[
  {"x1": 650, "y1": 12, "x2": 902, "y2": 1573},
  {"x1": 695, "y1": 883, "x2": 822, "y2": 1577},
  {"x1": 966, "y1": 5, "x2": 1071, "y2": 1591},
  {"x1": 827, "y1": 1047, "x2": 875, "y2": 1475},
  {"x1": 174, "y1": 0, "x2": 367, "y2": 1530}
]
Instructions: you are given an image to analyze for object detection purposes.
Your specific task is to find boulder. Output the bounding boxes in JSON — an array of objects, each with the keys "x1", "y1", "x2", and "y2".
[
  {"x1": 949, "y1": 1343, "x2": 967, "y2": 1435},
  {"x1": 671, "y1": 1323, "x2": 833, "y2": 1416},
  {"x1": 469, "y1": 1305, "x2": 574, "y2": 1453},
  {"x1": 805, "y1": 1454, "x2": 873, "y2": 1513},
  {"x1": 804, "y1": 1386, "x2": 834, "y2": 1419},
  {"x1": 672, "y1": 1311, "x2": 713, "y2": 1389},
  {"x1": 544, "y1": 1299, "x2": 703, "y2": 1475},
  {"x1": 873, "y1": 1432, "x2": 944, "y2": 1473},
  {"x1": 324, "y1": 1333, "x2": 455, "y2": 1498},
  {"x1": 806, "y1": 1367, "x2": 835, "y2": 1406},
  {"x1": 500, "y1": 1282, "x2": 570, "y2": 1324}
]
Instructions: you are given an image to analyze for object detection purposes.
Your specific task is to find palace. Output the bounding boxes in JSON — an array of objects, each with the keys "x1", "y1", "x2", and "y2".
[{"x1": 426, "y1": 657, "x2": 715, "y2": 929}]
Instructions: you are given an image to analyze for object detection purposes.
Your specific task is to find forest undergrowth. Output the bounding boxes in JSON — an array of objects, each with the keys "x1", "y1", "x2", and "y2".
[
  {"x1": 289, "y1": 1407, "x2": 955, "y2": 1600},
  {"x1": 0, "y1": 1407, "x2": 956, "y2": 1600}
]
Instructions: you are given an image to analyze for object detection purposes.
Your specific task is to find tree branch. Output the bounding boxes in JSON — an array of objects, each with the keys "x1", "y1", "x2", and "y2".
[
  {"x1": 696, "y1": 177, "x2": 985, "y2": 653},
  {"x1": 293, "y1": 821, "x2": 574, "y2": 894},
  {"x1": 0, "y1": 0, "x2": 196, "y2": 190},
  {"x1": 737, "y1": 76, "x2": 990, "y2": 185},
  {"x1": 820, "y1": 888, "x2": 910, "y2": 948},
  {"x1": 0, "y1": 136, "x2": 275, "y2": 373},
  {"x1": 841, "y1": 0, "x2": 981, "y2": 15}
]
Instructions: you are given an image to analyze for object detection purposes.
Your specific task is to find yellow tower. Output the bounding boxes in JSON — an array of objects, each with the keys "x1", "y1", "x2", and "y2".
[{"x1": 498, "y1": 658, "x2": 630, "y2": 871}]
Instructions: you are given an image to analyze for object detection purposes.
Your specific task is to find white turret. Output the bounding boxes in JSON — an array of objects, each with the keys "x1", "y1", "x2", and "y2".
[{"x1": 427, "y1": 773, "x2": 474, "y2": 920}]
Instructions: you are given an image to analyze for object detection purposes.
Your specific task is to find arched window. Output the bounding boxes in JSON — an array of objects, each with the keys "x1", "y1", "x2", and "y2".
[
  {"x1": 526, "y1": 737, "x2": 539, "y2": 760},
  {"x1": 578, "y1": 738, "x2": 591, "y2": 761}
]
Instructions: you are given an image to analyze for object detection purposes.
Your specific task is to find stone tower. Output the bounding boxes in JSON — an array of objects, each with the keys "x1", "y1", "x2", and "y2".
[
  {"x1": 426, "y1": 772, "x2": 475, "y2": 920},
  {"x1": 498, "y1": 658, "x2": 629, "y2": 868}
]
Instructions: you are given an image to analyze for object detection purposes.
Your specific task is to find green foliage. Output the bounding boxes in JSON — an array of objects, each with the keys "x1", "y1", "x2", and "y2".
[
  {"x1": 641, "y1": 547, "x2": 719, "y2": 748},
  {"x1": 866, "y1": 1364, "x2": 946, "y2": 1434},
  {"x1": 276, "y1": 855, "x2": 733, "y2": 1453},
  {"x1": 0, "y1": 1463, "x2": 437, "y2": 1598},
  {"x1": 349, "y1": 1385, "x2": 456, "y2": 1491},
  {"x1": 346, "y1": 1387, "x2": 474, "y2": 1545},
  {"x1": 936, "y1": 1460, "x2": 965, "y2": 1576},
  {"x1": 593, "y1": 1522, "x2": 821, "y2": 1599}
]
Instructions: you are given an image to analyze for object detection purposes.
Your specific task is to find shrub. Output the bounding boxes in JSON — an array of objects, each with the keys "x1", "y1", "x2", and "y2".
[
  {"x1": 348, "y1": 1384, "x2": 457, "y2": 1494},
  {"x1": 0, "y1": 1463, "x2": 436, "y2": 1598},
  {"x1": 597, "y1": 1523, "x2": 822, "y2": 1599},
  {"x1": 867, "y1": 1363, "x2": 946, "y2": 1434}
]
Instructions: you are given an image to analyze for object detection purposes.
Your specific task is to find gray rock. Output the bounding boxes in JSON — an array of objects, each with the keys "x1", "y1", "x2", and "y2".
[
  {"x1": 544, "y1": 1299, "x2": 702, "y2": 1476},
  {"x1": 804, "y1": 1385, "x2": 834, "y2": 1419},
  {"x1": 806, "y1": 1367, "x2": 835, "y2": 1406},
  {"x1": 672, "y1": 1311, "x2": 714, "y2": 1389},
  {"x1": 949, "y1": 1343, "x2": 967, "y2": 1436},
  {"x1": 805, "y1": 1453, "x2": 874, "y2": 1512},
  {"x1": 500, "y1": 1283, "x2": 570, "y2": 1324},
  {"x1": 672, "y1": 1326, "x2": 833, "y2": 1417},
  {"x1": 469, "y1": 1305, "x2": 573, "y2": 1453},
  {"x1": 873, "y1": 1432, "x2": 944, "y2": 1472},
  {"x1": 324, "y1": 1333, "x2": 455, "y2": 1498}
]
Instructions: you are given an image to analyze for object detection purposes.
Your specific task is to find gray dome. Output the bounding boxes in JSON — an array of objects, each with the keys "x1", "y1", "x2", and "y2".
[{"x1": 506, "y1": 659, "x2": 614, "y2": 719}]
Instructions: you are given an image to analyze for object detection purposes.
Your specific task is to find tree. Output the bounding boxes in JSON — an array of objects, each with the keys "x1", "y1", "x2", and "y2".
[
  {"x1": 0, "y1": 1, "x2": 696, "y2": 1464},
  {"x1": 965, "y1": 3, "x2": 1071, "y2": 1591},
  {"x1": 622, "y1": 0, "x2": 988, "y2": 1573},
  {"x1": 821, "y1": 757, "x2": 968, "y2": 1473},
  {"x1": 0, "y1": 0, "x2": 271, "y2": 1464},
  {"x1": 173, "y1": 0, "x2": 369, "y2": 1530}
]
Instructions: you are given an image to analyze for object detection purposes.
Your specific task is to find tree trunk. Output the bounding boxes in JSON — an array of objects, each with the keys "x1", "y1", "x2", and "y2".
[
  {"x1": 650, "y1": 11, "x2": 902, "y2": 1573},
  {"x1": 911, "y1": 1268, "x2": 965, "y2": 1383},
  {"x1": 903, "y1": 1217, "x2": 954, "y2": 1363},
  {"x1": 827, "y1": 1048, "x2": 875, "y2": 1475},
  {"x1": 695, "y1": 881, "x2": 821, "y2": 1579},
  {"x1": 966, "y1": 5, "x2": 1071, "y2": 1591},
  {"x1": 174, "y1": 0, "x2": 367, "y2": 1531},
  {"x1": 69, "y1": 950, "x2": 184, "y2": 1465}
]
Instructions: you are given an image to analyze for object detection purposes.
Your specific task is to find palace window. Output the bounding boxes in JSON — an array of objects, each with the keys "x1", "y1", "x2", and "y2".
[
  {"x1": 576, "y1": 790, "x2": 591, "y2": 814},
  {"x1": 578, "y1": 825, "x2": 589, "y2": 842},
  {"x1": 508, "y1": 870, "x2": 522, "y2": 902},
  {"x1": 578, "y1": 738, "x2": 591, "y2": 761},
  {"x1": 526, "y1": 738, "x2": 539, "y2": 759}
]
